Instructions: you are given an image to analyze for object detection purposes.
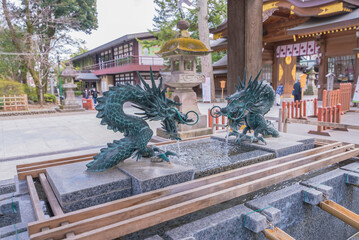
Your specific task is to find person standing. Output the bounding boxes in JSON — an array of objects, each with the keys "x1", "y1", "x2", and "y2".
[
  {"x1": 293, "y1": 79, "x2": 302, "y2": 102},
  {"x1": 92, "y1": 88, "x2": 98, "y2": 105},
  {"x1": 84, "y1": 88, "x2": 90, "y2": 99},
  {"x1": 275, "y1": 84, "x2": 284, "y2": 106}
]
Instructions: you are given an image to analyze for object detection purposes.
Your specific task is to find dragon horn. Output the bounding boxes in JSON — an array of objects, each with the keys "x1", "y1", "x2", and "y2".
[
  {"x1": 149, "y1": 67, "x2": 157, "y2": 94},
  {"x1": 238, "y1": 76, "x2": 244, "y2": 89},
  {"x1": 137, "y1": 71, "x2": 151, "y2": 91},
  {"x1": 254, "y1": 69, "x2": 262, "y2": 82}
]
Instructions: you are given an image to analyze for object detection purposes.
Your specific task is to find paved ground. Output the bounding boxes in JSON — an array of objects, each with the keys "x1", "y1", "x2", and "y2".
[{"x1": 1, "y1": 97, "x2": 358, "y2": 181}]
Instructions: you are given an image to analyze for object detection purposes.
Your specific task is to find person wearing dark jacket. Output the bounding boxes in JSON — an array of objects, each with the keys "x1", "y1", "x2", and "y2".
[
  {"x1": 293, "y1": 80, "x2": 302, "y2": 102},
  {"x1": 92, "y1": 88, "x2": 98, "y2": 105}
]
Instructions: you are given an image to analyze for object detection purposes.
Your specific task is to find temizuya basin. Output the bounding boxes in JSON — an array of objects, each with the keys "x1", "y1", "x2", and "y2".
[{"x1": 161, "y1": 138, "x2": 275, "y2": 178}]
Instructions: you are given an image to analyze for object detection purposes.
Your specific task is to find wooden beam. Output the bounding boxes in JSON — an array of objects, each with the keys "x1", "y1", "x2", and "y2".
[
  {"x1": 263, "y1": 227, "x2": 296, "y2": 240},
  {"x1": 39, "y1": 173, "x2": 63, "y2": 216},
  {"x1": 27, "y1": 142, "x2": 342, "y2": 235},
  {"x1": 320, "y1": 200, "x2": 359, "y2": 230},
  {"x1": 29, "y1": 146, "x2": 357, "y2": 240},
  {"x1": 45, "y1": 149, "x2": 359, "y2": 240},
  {"x1": 26, "y1": 175, "x2": 46, "y2": 221}
]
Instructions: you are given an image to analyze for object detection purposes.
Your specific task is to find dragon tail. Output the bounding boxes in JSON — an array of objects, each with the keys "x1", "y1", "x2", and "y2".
[{"x1": 86, "y1": 138, "x2": 136, "y2": 172}]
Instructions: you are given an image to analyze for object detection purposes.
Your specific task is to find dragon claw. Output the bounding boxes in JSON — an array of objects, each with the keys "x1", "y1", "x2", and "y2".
[
  {"x1": 165, "y1": 150, "x2": 178, "y2": 157},
  {"x1": 157, "y1": 153, "x2": 170, "y2": 163}
]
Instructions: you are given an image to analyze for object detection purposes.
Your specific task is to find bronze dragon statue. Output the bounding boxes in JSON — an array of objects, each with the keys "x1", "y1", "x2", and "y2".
[
  {"x1": 212, "y1": 70, "x2": 279, "y2": 145},
  {"x1": 86, "y1": 68, "x2": 198, "y2": 172}
]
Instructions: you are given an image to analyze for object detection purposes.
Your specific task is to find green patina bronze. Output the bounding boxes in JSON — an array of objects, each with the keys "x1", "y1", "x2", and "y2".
[
  {"x1": 212, "y1": 69, "x2": 279, "y2": 145},
  {"x1": 86, "y1": 68, "x2": 197, "y2": 172}
]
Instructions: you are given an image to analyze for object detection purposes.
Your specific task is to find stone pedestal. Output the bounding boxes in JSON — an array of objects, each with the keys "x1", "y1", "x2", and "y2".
[
  {"x1": 157, "y1": 84, "x2": 213, "y2": 139},
  {"x1": 47, "y1": 161, "x2": 132, "y2": 212},
  {"x1": 118, "y1": 158, "x2": 195, "y2": 195},
  {"x1": 59, "y1": 83, "x2": 84, "y2": 112}
]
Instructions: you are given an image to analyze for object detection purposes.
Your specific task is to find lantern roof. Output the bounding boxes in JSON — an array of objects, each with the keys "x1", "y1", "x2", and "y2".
[
  {"x1": 157, "y1": 19, "x2": 211, "y2": 57},
  {"x1": 60, "y1": 62, "x2": 78, "y2": 78}
]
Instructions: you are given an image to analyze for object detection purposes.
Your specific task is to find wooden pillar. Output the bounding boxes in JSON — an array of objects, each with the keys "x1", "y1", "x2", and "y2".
[
  {"x1": 318, "y1": 37, "x2": 327, "y2": 100},
  {"x1": 227, "y1": 0, "x2": 262, "y2": 95}
]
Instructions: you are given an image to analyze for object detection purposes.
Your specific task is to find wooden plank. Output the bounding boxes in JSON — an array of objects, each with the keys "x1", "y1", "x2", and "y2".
[
  {"x1": 17, "y1": 153, "x2": 97, "y2": 169},
  {"x1": 320, "y1": 200, "x2": 359, "y2": 231},
  {"x1": 19, "y1": 168, "x2": 46, "y2": 180},
  {"x1": 26, "y1": 175, "x2": 46, "y2": 221},
  {"x1": 17, "y1": 157, "x2": 94, "y2": 173},
  {"x1": 29, "y1": 146, "x2": 357, "y2": 240},
  {"x1": 39, "y1": 173, "x2": 63, "y2": 216},
  {"x1": 263, "y1": 227, "x2": 296, "y2": 240},
  {"x1": 27, "y1": 142, "x2": 342, "y2": 235},
  {"x1": 36, "y1": 148, "x2": 359, "y2": 240}
]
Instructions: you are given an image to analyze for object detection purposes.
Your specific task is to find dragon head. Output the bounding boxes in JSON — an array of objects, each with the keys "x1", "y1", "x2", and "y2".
[
  {"x1": 216, "y1": 70, "x2": 268, "y2": 129},
  {"x1": 134, "y1": 69, "x2": 197, "y2": 140}
]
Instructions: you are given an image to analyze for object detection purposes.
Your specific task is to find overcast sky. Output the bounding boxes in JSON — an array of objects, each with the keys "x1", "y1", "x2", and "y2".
[{"x1": 70, "y1": 0, "x2": 156, "y2": 51}]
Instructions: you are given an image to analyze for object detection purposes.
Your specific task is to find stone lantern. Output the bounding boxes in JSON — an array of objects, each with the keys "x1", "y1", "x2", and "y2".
[
  {"x1": 59, "y1": 62, "x2": 83, "y2": 111},
  {"x1": 156, "y1": 20, "x2": 213, "y2": 139}
]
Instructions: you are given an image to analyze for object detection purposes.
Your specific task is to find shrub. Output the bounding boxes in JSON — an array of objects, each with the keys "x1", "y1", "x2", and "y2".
[
  {"x1": 74, "y1": 91, "x2": 82, "y2": 96},
  {"x1": 23, "y1": 84, "x2": 38, "y2": 102},
  {"x1": 0, "y1": 77, "x2": 25, "y2": 96},
  {"x1": 44, "y1": 93, "x2": 57, "y2": 103}
]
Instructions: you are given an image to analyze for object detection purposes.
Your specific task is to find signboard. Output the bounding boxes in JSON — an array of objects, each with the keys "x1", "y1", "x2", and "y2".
[
  {"x1": 353, "y1": 77, "x2": 359, "y2": 103},
  {"x1": 202, "y1": 77, "x2": 211, "y2": 102}
]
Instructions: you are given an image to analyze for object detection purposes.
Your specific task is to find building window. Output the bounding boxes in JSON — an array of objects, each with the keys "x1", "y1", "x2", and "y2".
[
  {"x1": 328, "y1": 55, "x2": 355, "y2": 82},
  {"x1": 115, "y1": 73, "x2": 135, "y2": 85},
  {"x1": 263, "y1": 64, "x2": 273, "y2": 84}
]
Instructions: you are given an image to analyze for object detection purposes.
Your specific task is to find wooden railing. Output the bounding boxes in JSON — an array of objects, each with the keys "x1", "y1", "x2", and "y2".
[
  {"x1": 0, "y1": 94, "x2": 28, "y2": 111},
  {"x1": 82, "y1": 55, "x2": 165, "y2": 71}
]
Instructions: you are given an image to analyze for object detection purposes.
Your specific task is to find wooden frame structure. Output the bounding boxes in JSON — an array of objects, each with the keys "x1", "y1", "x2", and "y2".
[
  {"x1": 0, "y1": 94, "x2": 28, "y2": 111},
  {"x1": 17, "y1": 139, "x2": 359, "y2": 240}
]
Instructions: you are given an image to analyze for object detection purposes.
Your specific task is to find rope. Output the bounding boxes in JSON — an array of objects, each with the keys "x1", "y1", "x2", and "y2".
[
  {"x1": 11, "y1": 193, "x2": 18, "y2": 240},
  {"x1": 243, "y1": 206, "x2": 272, "y2": 228},
  {"x1": 172, "y1": 108, "x2": 199, "y2": 126},
  {"x1": 303, "y1": 184, "x2": 322, "y2": 202}
]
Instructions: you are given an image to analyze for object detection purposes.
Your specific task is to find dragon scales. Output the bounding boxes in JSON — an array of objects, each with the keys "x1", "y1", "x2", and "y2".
[
  {"x1": 86, "y1": 68, "x2": 197, "y2": 172},
  {"x1": 212, "y1": 70, "x2": 279, "y2": 144}
]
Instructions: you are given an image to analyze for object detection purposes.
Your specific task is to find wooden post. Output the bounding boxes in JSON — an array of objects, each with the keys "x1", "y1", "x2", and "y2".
[
  {"x1": 337, "y1": 103, "x2": 342, "y2": 123},
  {"x1": 328, "y1": 106, "x2": 333, "y2": 129},
  {"x1": 314, "y1": 98, "x2": 318, "y2": 116},
  {"x1": 282, "y1": 102, "x2": 286, "y2": 122},
  {"x1": 278, "y1": 108, "x2": 282, "y2": 132},
  {"x1": 227, "y1": 0, "x2": 262, "y2": 94},
  {"x1": 318, "y1": 107, "x2": 323, "y2": 132},
  {"x1": 283, "y1": 107, "x2": 288, "y2": 133},
  {"x1": 216, "y1": 117, "x2": 219, "y2": 130},
  {"x1": 222, "y1": 115, "x2": 226, "y2": 129},
  {"x1": 208, "y1": 109, "x2": 212, "y2": 128},
  {"x1": 291, "y1": 102, "x2": 294, "y2": 119},
  {"x1": 303, "y1": 100, "x2": 307, "y2": 117},
  {"x1": 323, "y1": 89, "x2": 328, "y2": 108}
]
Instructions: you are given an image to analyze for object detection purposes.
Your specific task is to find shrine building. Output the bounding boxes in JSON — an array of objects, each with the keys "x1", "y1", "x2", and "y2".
[{"x1": 210, "y1": 0, "x2": 359, "y2": 99}]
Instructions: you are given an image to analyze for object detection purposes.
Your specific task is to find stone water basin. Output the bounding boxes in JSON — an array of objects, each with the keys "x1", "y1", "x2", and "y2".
[{"x1": 161, "y1": 138, "x2": 275, "y2": 178}]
